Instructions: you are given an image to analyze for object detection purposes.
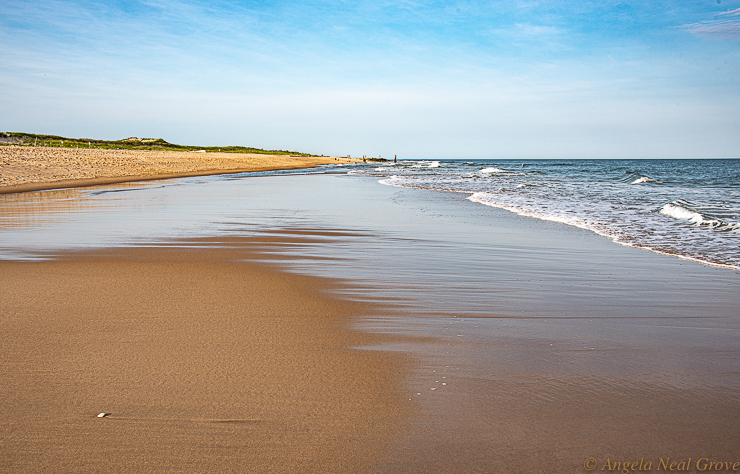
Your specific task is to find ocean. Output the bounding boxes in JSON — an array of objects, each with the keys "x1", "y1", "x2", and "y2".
[{"x1": 352, "y1": 159, "x2": 740, "y2": 270}]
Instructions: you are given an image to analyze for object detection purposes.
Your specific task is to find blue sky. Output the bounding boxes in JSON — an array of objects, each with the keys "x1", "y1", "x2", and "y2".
[{"x1": 1, "y1": 0, "x2": 739, "y2": 158}]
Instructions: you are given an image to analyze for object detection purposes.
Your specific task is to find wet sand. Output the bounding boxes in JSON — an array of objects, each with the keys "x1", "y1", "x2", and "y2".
[
  {"x1": 1, "y1": 172, "x2": 739, "y2": 473},
  {"x1": 378, "y1": 327, "x2": 740, "y2": 472},
  {"x1": 0, "y1": 239, "x2": 407, "y2": 473},
  {"x1": 0, "y1": 146, "x2": 353, "y2": 194}
]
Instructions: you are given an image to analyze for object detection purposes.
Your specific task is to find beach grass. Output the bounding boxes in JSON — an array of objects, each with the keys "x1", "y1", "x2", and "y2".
[{"x1": 0, "y1": 132, "x2": 315, "y2": 156}]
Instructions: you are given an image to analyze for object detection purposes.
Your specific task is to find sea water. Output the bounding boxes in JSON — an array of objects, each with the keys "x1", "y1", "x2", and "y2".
[{"x1": 351, "y1": 159, "x2": 739, "y2": 269}]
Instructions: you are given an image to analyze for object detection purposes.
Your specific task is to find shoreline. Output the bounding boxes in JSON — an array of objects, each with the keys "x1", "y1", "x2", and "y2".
[{"x1": 0, "y1": 146, "x2": 357, "y2": 194}]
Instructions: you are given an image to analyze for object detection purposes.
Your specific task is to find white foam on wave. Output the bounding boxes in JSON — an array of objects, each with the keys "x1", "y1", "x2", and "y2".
[
  {"x1": 661, "y1": 203, "x2": 740, "y2": 233},
  {"x1": 378, "y1": 176, "x2": 404, "y2": 187},
  {"x1": 660, "y1": 203, "x2": 704, "y2": 224},
  {"x1": 407, "y1": 160, "x2": 440, "y2": 169},
  {"x1": 632, "y1": 176, "x2": 660, "y2": 184},
  {"x1": 377, "y1": 175, "x2": 740, "y2": 270},
  {"x1": 466, "y1": 193, "x2": 740, "y2": 269},
  {"x1": 467, "y1": 192, "x2": 600, "y2": 233},
  {"x1": 479, "y1": 167, "x2": 505, "y2": 174}
]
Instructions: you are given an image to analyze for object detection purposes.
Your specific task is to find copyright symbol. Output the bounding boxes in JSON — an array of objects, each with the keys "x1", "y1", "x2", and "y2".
[{"x1": 584, "y1": 458, "x2": 597, "y2": 470}]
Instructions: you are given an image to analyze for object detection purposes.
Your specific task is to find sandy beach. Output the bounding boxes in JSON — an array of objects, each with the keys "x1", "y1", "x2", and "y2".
[
  {"x1": 0, "y1": 239, "x2": 408, "y2": 473},
  {"x1": 0, "y1": 146, "x2": 353, "y2": 194},
  {"x1": 0, "y1": 154, "x2": 400, "y2": 472},
  {"x1": 1, "y1": 167, "x2": 739, "y2": 473}
]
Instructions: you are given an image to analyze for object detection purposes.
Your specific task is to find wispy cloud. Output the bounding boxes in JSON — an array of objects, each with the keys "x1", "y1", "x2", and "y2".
[
  {"x1": 680, "y1": 7, "x2": 740, "y2": 40},
  {"x1": 513, "y1": 23, "x2": 561, "y2": 36}
]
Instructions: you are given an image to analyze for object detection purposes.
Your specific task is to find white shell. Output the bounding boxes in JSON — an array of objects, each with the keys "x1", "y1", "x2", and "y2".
[{"x1": 97, "y1": 412, "x2": 110, "y2": 418}]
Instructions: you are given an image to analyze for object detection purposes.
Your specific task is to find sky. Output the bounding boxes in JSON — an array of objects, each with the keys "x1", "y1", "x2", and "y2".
[{"x1": 1, "y1": 0, "x2": 739, "y2": 158}]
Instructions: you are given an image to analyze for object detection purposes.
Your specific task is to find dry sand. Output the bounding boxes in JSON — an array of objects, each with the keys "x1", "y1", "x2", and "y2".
[
  {"x1": 0, "y1": 146, "x2": 354, "y2": 194},
  {"x1": 0, "y1": 239, "x2": 408, "y2": 473}
]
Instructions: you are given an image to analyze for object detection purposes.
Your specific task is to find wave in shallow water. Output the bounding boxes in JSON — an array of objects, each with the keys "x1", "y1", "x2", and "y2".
[
  {"x1": 361, "y1": 159, "x2": 740, "y2": 269},
  {"x1": 661, "y1": 201, "x2": 740, "y2": 233},
  {"x1": 479, "y1": 167, "x2": 506, "y2": 174},
  {"x1": 661, "y1": 202, "x2": 705, "y2": 223},
  {"x1": 631, "y1": 176, "x2": 661, "y2": 185}
]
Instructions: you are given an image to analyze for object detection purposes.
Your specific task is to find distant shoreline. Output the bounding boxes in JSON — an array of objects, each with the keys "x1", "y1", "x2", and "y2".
[{"x1": 0, "y1": 146, "x2": 357, "y2": 194}]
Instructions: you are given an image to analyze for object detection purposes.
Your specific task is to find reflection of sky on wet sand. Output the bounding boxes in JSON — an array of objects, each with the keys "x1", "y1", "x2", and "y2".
[
  {"x1": 1, "y1": 173, "x2": 739, "y2": 367},
  {"x1": 0, "y1": 181, "x2": 160, "y2": 229},
  {"x1": 2, "y1": 172, "x2": 740, "y2": 469},
  {"x1": 0, "y1": 177, "x2": 229, "y2": 258}
]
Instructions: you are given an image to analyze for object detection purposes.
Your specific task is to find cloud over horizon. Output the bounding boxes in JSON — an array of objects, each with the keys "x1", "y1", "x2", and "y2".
[{"x1": 681, "y1": 7, "x2": 740, "y2": 39}]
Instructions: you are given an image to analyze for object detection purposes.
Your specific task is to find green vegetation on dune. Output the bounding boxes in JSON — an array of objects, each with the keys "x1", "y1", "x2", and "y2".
[{"x1": 0, "y1": 132, "x2": 316, "y2": 156}]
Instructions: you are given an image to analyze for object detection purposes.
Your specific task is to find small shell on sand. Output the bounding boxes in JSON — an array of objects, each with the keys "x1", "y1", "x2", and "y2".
[{"x1": 97, "y1": 413, "x2": 110, "y2": 418}]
